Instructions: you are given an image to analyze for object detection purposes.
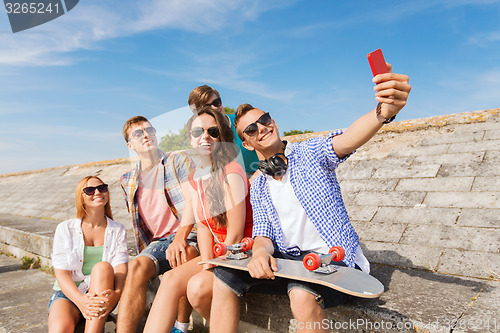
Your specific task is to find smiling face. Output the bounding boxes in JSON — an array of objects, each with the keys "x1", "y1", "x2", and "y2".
[
  {"x1": 189, "y1": 113, "x2": 221, "y2": 156},
  {"x1": 82, "y1": 177, "x2": 109, "y2": 211},
  {"x1": 126, "y1": 121, "x2": 158, "y2": 154},
  {"x1": 238, "y1": 108, "x2": 281, "y2": 157}
]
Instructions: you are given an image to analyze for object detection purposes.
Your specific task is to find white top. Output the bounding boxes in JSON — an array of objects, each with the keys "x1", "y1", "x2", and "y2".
[
  {"x1": 51, "y1": 217, "x2": 129, "y2": 294},
  {"x1": 267, "y1": 167, "x2": 370, "y2": 273}
]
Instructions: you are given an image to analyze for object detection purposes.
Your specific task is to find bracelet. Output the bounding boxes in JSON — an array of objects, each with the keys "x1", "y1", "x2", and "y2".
[{"x1": 376, "y1": 102, "x2": 396, "y2": 124}]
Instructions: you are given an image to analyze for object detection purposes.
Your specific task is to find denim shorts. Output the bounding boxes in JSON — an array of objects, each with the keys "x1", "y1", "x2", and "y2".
[
  {"x1": 213, "y1": 250, "x2": 359, "y2": 309},
  {"x1": 136, "y1": 232, "x2": 198, "y2": 277},
  {"x1": 48, "y1": 290, "x2": 79, "y2": 313}
]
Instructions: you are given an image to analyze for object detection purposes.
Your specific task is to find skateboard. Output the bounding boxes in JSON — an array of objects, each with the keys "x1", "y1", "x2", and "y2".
[{"x1": 202, "y1": 245, "x2": 384, "y2": 298}]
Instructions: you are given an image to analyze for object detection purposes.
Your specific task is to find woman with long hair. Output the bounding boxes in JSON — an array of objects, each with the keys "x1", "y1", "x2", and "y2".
[
  {"x1": 143, "y1": 107, "x2": 253, "y2": 333},
  {"x1": 48, "y1": 176, "x2": 128, "y2": 332}
]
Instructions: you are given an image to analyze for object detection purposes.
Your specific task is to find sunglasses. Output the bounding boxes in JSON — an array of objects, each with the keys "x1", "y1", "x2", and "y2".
[
  {"x1": 83, "y1": 184, "x2": 109, "y2": 196},
  {"x1": 190, "y1": 126, "x2": 220, "y2": 139},
  {"x1": 242, "y1": 112, "x2": 272, "y2": 137},
  {"x1": 129, "y1": 127, "x2": 156, "y2": 141},
  {"x1": 204, "y1": 97, "x2": 222, "y2": 108}
]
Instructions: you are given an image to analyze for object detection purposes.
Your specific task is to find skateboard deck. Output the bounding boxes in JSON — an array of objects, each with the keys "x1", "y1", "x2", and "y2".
[{"x1": 202, "y1": 256, "x2": 384, "y2": 298}]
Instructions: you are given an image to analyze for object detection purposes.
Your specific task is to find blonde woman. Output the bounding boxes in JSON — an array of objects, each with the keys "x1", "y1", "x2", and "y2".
[{"x1": 48, "y1": 176, "x2": 128, "y2": 332}]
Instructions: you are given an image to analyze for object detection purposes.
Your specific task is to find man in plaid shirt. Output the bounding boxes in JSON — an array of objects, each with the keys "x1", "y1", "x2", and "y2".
[
  {"x1": 116, "y1": 116, "x2": 197, "y2": 333},
  {"x1": 210, "y1": 65, "x2": 411, "y2": 332}
]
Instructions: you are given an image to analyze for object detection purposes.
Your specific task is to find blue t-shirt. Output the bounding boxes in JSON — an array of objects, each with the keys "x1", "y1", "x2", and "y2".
[{"x1": 227, "y1": 113, "x2": 259, "y2": 175}]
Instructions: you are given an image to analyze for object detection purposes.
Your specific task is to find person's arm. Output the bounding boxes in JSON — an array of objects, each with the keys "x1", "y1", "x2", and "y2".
[
  {"x1": 332, "y1": 64, "x2": 411, "y2": 158},
  {"x1": 246, "y1": 236, "x2": 277, "y2": 279},
  {"x1": 222, "y1": 172, "x2": 247, "y2": 246},
  {"x1": 197, "y1": 221, "x2": 216, "y2": 270},
  {"x1": 166, "y1": 181, "x2": 195, "y2": 268}
]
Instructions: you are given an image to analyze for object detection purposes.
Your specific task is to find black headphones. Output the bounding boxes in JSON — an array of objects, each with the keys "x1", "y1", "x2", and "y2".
[{"x1": 258, "y1": 141, "x2": 288, "y2": 177}]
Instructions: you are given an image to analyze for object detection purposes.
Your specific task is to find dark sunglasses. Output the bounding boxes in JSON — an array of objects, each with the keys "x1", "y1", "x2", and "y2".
[
  {"x1": 242, "y1": 112, "x2": 272, "y2": 137},
  {"x1": 129, "y1": 127, "x2": 156, "y2": 141},
  {"x1": 190, "y1": 126, "x2": 220, "y2": 139},
  {"x1": 83, "y1": 184, "x2": 109, "y2": 196},
  {"x1": 204, "y1": 97, "x2": 222, "y2": 108}
]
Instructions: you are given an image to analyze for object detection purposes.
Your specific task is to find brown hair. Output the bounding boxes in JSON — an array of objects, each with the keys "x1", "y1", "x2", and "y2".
[
  {"x1": 188, "y1": 85, "x2": 220, "y2": 112},
  {"x1": 234, "y1": 103, "x2": 256, "y2": 141},
  {"x1": 122, "y1": 116, "x2": 149, "y2": 142},
  {"x1": 75, "y1": 176, "x2": 113, "y2": 220},
  {"x1": 187, "y1": 107, "x2": 237, "y2": 228}
]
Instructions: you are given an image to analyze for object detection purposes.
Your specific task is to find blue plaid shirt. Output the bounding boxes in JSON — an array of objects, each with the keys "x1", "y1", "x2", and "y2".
[
  {"x1": 251, "y1": 130, "x2": 360, "y2": 268},
  {"x1": 121, "y1": 150, "x2": 194, "y2": 253}
]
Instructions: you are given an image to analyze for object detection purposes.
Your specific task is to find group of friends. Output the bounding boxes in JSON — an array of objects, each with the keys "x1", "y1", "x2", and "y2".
[{"x1": 47, "y1": 64, "x2": 411, "y2": 333}]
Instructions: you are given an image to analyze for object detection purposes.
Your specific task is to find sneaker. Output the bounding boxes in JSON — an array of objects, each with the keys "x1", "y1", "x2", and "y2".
[{"x1": 170, "y1": 328, "x2": 184, "y2": 333}]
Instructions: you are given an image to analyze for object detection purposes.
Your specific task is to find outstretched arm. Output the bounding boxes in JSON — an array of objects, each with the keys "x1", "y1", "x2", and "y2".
[{"x1": 332, "y1": 63, "x2": 411, "y2": 158}]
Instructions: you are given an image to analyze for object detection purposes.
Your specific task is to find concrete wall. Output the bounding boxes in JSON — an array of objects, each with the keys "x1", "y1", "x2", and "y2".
[{"x1": 1, "y1": 109, "x2": 499, "y2": 279}]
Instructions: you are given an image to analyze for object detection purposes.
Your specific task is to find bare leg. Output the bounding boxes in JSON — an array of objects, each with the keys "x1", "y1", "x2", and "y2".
[
  {"x1": 175, "y1": 245, "x2": 199, "y2": 327},
  {"x1": 209, "y1": 277, "x2": 240, "y2": 333},
  {"x1": 48, "y1": 299, "x2": 81, "y2": 333},
  {"x1": 186, "y1": 269, "x2": 214, "y2": 321},
  {"x1": 84, "y1": 261, "x2": 115, "y2": 333},
  {"x1": 289, "y1": 288, "x2": 328, "y2": 333},
  {"x1": 116, "y1": 256, "x2": 155, "y2": 333},
  {"x1": 143, "y1": 257, "x2": 202, "y2": 333}
]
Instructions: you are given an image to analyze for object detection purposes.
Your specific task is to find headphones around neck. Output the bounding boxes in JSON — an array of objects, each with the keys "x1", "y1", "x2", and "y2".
[{"x1": 258, "y1": 140, "x2": 289, "y2": 177}]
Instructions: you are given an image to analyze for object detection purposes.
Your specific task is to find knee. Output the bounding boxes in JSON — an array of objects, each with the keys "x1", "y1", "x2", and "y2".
[
  {"x1": 185, "y1": 245, "x2": 199, "y2": 261},
  {"x1": 158, "y1": 270, "x2": 184, "y2": 294},
  {"x1": 289, "y1": 289, "x2": 322, "y2": 320},
  {"x1": 91, "y1": 261, "x2": 113, "y2": 279},
  {"x1": 187, "y1": 275, "x2": 211, "y2": 308},
  {"x1": 127, "y1": 257, "x2": 154, "y2": 284}
]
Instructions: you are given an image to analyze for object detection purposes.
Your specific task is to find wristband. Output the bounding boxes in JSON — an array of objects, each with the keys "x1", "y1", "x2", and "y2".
[{"x1": 376, "y1": 102, "x2": 396, "y2": 124}]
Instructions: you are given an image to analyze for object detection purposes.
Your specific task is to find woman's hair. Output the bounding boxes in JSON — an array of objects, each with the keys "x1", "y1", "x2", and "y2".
[
  {"x1": 75, "y1": 176, "x2": 113, "y2": 220},
  {"x1": 187, "y1": 106, "x2": 237, "y2": 228}
]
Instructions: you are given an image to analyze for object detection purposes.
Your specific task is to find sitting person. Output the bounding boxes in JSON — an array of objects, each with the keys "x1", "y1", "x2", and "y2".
[
  {"x1": 210, "y1": 64, "x2": 411, "y2": 332},
  {"x1": 143, "y1": 107, "x2": 253, "y2": 333},
  {"x1": 48, "y1": 176, "x2": 128, "y2": 333},
  {"x1": 188, "y1": 85, "x2": 260, "y2": 177},
  {"x1": 117, "y1": 116, "x2": 198, "y2": 333}
]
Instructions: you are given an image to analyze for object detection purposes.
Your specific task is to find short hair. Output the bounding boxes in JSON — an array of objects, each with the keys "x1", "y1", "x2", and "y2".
[
  {"x1": 188, "y1": 85, "x2": 220, "y2": 112},
  {"x1": 123, "y1": 116, "x2": 149, "y2": 142},
  {"x1": 75, "y1": 176, "x2": 113, "y2": 220},
  {"x1": 234, "y1": 103, "x2": 256, "y2": 141}
]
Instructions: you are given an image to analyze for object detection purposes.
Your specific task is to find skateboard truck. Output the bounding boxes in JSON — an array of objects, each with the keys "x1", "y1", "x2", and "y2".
[
  {"x1": 213, "y1": 237, "x2": 254, "y2": 260},
  {"x1": 303, "y1": 246, "x2": 345, "y2": 274}
]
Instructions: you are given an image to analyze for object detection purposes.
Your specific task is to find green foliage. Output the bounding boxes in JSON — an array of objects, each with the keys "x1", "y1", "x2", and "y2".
[
  {"x1": 159, "y1": 124, "x2": 191, "y2": 152},
  {"x1": 283, "y1": 129, "x2": 314, "y2": 136},
  {"x1": 224, "y1": 106, "x2": 235, "y2": 115},
  {"x1": 21, "y1": 256, "x2": 40, "y2": 270}
]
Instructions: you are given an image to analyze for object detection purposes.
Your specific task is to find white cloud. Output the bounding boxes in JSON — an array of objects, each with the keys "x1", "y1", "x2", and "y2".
[{"x1": 0, "y1": 0, "x2": 295, "y2": 66}]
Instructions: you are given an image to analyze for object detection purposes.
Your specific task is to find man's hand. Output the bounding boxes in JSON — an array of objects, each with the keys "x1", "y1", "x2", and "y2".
[
  {"x1": 373, "y1": 63, "x2": 412, "y2": 118},
  {"x1": 247, "y1": 249, "x2": 278, "y2": 279},
  {"x1": 166, "y1": 238, "x2": 188, "y2": 268}
]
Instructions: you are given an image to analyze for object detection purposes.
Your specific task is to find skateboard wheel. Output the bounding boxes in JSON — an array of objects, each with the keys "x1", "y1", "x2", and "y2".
[
  {"x1": 213, "y1": 243, "x2": 227, "y2": 257},
  {"x1": 329, "y1": 246, "x2": 345, "y2": 261},
  {"x1": 303, "y1": 253, "x2": 321, "y2": 271},
  {"x1": 241, "y1": 237, "x2": 253, "y2": 251}
]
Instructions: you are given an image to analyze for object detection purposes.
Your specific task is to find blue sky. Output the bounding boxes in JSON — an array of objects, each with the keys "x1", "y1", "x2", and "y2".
[{"x1": 1, "y1": 0, "x2": 499, "y2": 174}]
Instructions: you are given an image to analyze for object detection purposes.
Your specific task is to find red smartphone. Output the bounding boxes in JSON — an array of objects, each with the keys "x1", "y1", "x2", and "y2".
[{"x1": 367, "y1": 49, "x2": 389, "y2": 76}]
